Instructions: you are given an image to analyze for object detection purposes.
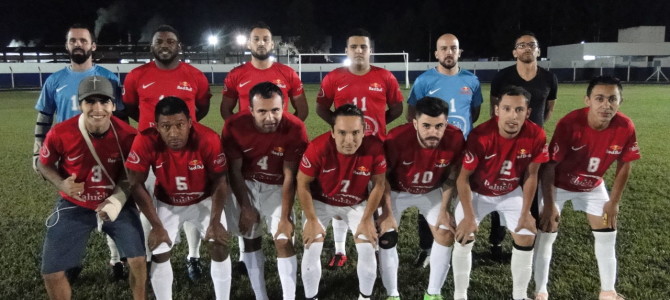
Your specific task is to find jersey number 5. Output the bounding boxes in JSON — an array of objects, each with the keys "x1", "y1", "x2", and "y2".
[{"x1": 176, "y1": 176, "x2": 188, "y2": 191}]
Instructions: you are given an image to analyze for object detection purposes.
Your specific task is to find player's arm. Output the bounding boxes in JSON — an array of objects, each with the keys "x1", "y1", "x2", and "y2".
[
  {"x1": 355, "y1": 173, "x2": 385, "y2": 245},
  {"x1": 205, "y1": 170, "x2": 230, "y2": 245},
  {"x1": 124, "y1": 103, "x2": 140, "y2": 122},
  {"x1": 471, "y1": 105, "x2": 482, "y2": 124},
  {"x1": 455, "y1": 166, "x2": 476, "y2": 244},
  {"x1": 228, "y1": 158, "x2": 258, "y2": 235},
  {"x1": 290, "y1": 93, "x2": 309, "y2": 121},
  {"x1": 275, "y1": 160, "x2": 299, "y2": 240},
  {"x1": 516, "y1": 162, "x2": 541, "y2": 233},
  {"x1": 406, "y1": 105, "x2": 416, "y2": 123},
  {"x1": 386, "y1": 102, "x2": 403, "y2": 124},
  {"x1": 220, "y1": 95, "x2": 237, "y2": 120},
  {"x1": 36, "y1": 160, "x2": 84, "y2": 200},
  {"x1": 195, "y1": 100, "x2": 210, "y2": 122},
  {"x1": 543, "y1": 100, "x2": 556, "y2": 124},
  {"x1": 603, "y1": 160, "x2": 633, "y2": 229},
  {"x1": 297, "y1": 170, "x2": 325, "y2": 247},
  {"x1": 539, "y1": 162, "x2": 559, "y2": 232},
  {"x1": 315, "y1": 102, "x2": 335, "y2": 126},
  {"x1": 96, "y1": 172, "x2": 131, "y2": 222},
  {"x1": 377, "y1": 176, "x2": 397, "y2": 234},
  {"x1": 437, "y1": 165, "x2": 458, "y2": 231},
  {"x1": 33, "y1": 111, "x2": 54, "y2": 173},
  {"x1": 128, "y1": 169, "x2": 171, "y2": 250}
]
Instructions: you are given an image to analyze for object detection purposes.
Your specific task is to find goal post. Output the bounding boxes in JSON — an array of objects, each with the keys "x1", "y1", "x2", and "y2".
[{"x1": 297, "y1": 52, "x2": 410, "y2": 89}]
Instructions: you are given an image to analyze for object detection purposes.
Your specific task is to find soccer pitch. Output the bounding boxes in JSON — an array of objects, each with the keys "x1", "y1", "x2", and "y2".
[{"x1": 1, "y1": 83, "x2": 668, "y2": 299}]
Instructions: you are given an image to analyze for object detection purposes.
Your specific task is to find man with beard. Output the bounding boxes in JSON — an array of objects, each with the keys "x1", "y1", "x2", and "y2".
[
  {"x1": 220, "y1": 22, "x2": 308, "y2": 121},
  {"x1": 405, "y1": 33, "x2": 483, "y2": 268},
  {"x1": 487, "y1": 32, "x2": 558, "y2": 260},
  {"x1": 453, "y1": 86, "x2": 548, "y2": 300},
  {"x1": 122, "y1": 24, "x2": 212, "y2": 281},
  {"x1": 33, "y1": 23, "x2": 125, "y2": 282},
  {"x1": 222, "y1": 82, "x2": 308, "y2": 299}
]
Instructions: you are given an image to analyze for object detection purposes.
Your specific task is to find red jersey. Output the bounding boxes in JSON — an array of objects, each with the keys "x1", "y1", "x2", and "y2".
[
  {"x1": 125, "y1": 123, "x2": 227, "y2": 206},
  {"x1": 462, "y1": 118, "x2": 549, "y2": 196},
  {"x1": 222, "y1": 111, "x2": 309, "y2": 185},
  {"x1": 122, "y1": 61, "x2": 212, "y2": 131},
  {"x1": 549, "y1": 108, "x2": 640, "y2": 192},
  {"x1": 386, "y1": 123, "x2": 465, "y2": 194},
  {"x1": 316, "y1": 66, "x2": 404, "y2": 140},
  {"x1": 39, "y1": 116, "x2": 137, "y2": 210},
  {"x1": 222, "y1": 62, "x2": 304, "y2": 113},
  {"x1": 300, "y1": 133, "x2": 386, "y2": 206}
]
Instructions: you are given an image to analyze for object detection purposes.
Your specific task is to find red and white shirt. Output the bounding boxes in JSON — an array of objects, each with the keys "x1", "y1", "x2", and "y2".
[
  {"x1": 300, "y1": 133, "x2": 386, "y2": 206},
  {"x1": 463, "y1": 118, "x2": 549, "y2": 196},
  {"x1": 125, "y1": 123, "x2": 227, "y2": 206},
  {"x1": 386, "y1": 123, "x2": 465, "y2": 194},
  {"x1": 222, "y1": 62, "x2": 304, "y2": 113},
  {"x1": 222, "y1": 111, "x2": 309, "y2": 185},
  {"x1": 549, "y1": 108, "x2": 640, "y2": 192},
  {"x1": 123, "y1": 61, "x2": 212, "y2": 131},
  {"x1": 317, "y1": 66, "x2": 404, "y2": 140},
  {"x1": 40, "y1": 116, "x2": 137, "y2": 210}
]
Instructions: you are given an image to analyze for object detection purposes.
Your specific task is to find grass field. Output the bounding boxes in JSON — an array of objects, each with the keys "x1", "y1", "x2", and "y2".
[{"x1": 1, "y1": 83, "x2": 669, "y2": 299}]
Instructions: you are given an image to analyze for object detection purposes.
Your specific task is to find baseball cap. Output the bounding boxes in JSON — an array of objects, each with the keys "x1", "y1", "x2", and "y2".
[{"x1": 78, "y1": 76, "x2": 115, "y2": 101}]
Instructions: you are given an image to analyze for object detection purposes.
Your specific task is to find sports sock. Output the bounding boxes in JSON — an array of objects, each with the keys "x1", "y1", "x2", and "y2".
[
  {"x1": 150, "y1": 259, "x2": 173, "y2": 300},
  {"x1": 379, "y1": 247, "x2": 399, "y2": 296},
  {"x1": 427, "y1": 242, "x2": 453, "y2": 295},
  {"x1": 183, "y1": 221, "x2": 201, "y2": 259},
  {"x1": 140, "y1": 213, "x2": 152, "y2": 261},
  {"x1": 238, "y1": 236, "x2": 245, "y2": 258},
  {"x1": 593, "y1": 230, "x2": 617, "y2": 291},
  {"x1": 211, "y1": 258, "x2": 232, "y2": 300},
  {"x1": 511, "y1": 245, "x2": 534, "y2": 300},
  {"x1": 277, "y1": 256, "x2": 297, "y2": 300},
  {"x1": 301, "y1": 242, "x2": 324, "y2": 298},
  {"x1": 355, "y1": 243, "x2": 377, "y2": 296},
  {"x1": 332, "y1": 218, "x2": 348, "y2": 255},
  {"x1": 242, "y1": 250, "x2": 268, "y2": 300},
  {"x1": 533, "y1": 231, "x2": 558, "y2": 294},
  {"x1": 452, "y1": 242, "x2": 474, "y2": 299},
  {"x1": 106, "y1": 235, "x2": 121, "y2": 264}
]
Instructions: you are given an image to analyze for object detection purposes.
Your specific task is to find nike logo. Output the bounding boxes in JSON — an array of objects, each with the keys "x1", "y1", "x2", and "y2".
[
  {"x1": 402, "y1": 161, "x2": 413, "y2": 165},
  {"x1": 428, "y1": 88, "x2": 440, "y2": 95},
  {"x1": 239, "y1": 81, "x2": 252, "y2": 88},
  {"x1": 323, "y1": 167, "x2": 337, "y2": 173},
  {"x1": 142, "y1": 82, "x2": 156, "y2": 89},
  {"x1": 243, "y1": 148, "x2": 254, "y2": 153},
  {"x1": 56, "y1": 85, "x2": 68, "y2": 93},
  {"x1": 337, "y1": 85, "x2": 349, "y2": 91},
  {"x1": 484, "y1": 154, "x2": 497, "y2": 160},
  {"x1": 67, "y1": 154, "x2": 84, "y2": 161},
  {"x1": 155, "y1": 162, "x2": 164, "y2": 169},
  {"x1": 571, "y1": 145, "x2": 587, "y2": 151}
]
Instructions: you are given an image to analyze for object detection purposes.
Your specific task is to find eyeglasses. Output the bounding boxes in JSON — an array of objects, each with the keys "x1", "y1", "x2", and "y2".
[{"x1": 515, "y1": 42, "x2": 538, "y2": 50}]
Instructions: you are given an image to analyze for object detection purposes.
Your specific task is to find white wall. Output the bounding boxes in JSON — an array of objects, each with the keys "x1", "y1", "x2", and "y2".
[{"x1": 618, "y1": 26, "x2": 666, "y2": 43}]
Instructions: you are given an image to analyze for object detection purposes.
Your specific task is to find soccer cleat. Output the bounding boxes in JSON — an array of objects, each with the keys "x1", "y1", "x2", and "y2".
[
  {"x1": 491, "y1": 244, "x2": 504, "y2": 262},
  {"x1": 599, "y1": 290, "x2": 625, "y2": 300},
  {"x1": 109, "y1": 262, "x2": 126, "y2": 281},
  {"x1": 328, "y1": 253, "x2": 348, "y2": 268},
  {"x1": 534, "y1": 292, "x2": 549, "y2": 300},
  {"x1": 423, "y1": 292, "x2": 443, "y2": 300},
  {"x1": 186, "y1": 257, "x2": 202, "y2": 281},
  {"x1": 414, "y1": 250, "x2": 430, "y2": 268},
  {"x1": 64, "y1": 266, "x2": 83, "y2": 285}
]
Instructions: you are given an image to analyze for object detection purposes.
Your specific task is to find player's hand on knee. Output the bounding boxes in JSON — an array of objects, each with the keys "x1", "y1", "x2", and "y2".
[
  {"x1": 436, "y1": 211, "x2": 456, "y2": 234},
  {"x1": 376, "y1": 212, "x2": 398, "y2": 235},
  {"x1": 302, "y1": 219, "x2": 325, "y2": 248},
  {"x1": 539, "y1": 206, "x2": 560, "y2": 233},
  {"x1": 602, "y1": 201, "x2": 619, "y2": 229},
  {"x1": 148, "y1": 226, "x2": 172, "y2": 251},
  {"x1": 59, "y1": 173, "x2": 85, "y2": 200},
  {"x1": 455, "y1": 217, "x2": 477, "y2": 245},
  {"x1": 205, "y1": 222, "x2": 230, "y2": 246},
  {"x1": 355, "y1": 219, "x2": 378, "y2": 247},
  {"x1": 238, "y1": 206, "x2": 260, "y2": 236},
  {"x1": 274, "y1": 217, "x2": 294, "y2": 241},
  {"x1": 515, "y1": 213, "x2": 537, "y2": 234}
]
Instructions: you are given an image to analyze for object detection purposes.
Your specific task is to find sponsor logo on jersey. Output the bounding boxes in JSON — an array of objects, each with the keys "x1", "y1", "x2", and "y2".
[
  {"x1": 568, "y1": 173, "x2": 601, "y2": 191},
  {"x1": 317, "y1": 88, "x2": 326, "y2": 97},
  {"x1": 484, "y1": 153, "x2": 497, "y2": 160},
  {"x1": 142, "y1": 82, "x2": 156, "y2": 89},
  {"x1": 177, "y1": 81, "x2": 193, "y2": 91},
  {"x1": 273, "y1": 79, "x2": 287, "y2": 89},
  {"x1": 483, "y1": 179, "x2": 515, "y2": 195},
  {"x1": 323, "y1": 167, "x2": 337, "y2": 173},
  {"x1": 551, "y1": 143, "x2": 560, "y2": 159},
  {"x1": 56, "y1": 85, "x2": 68, "y2": 93},
  {"x1": 214, "y1": 153, "x2": 227, "y2": 167},
  {"x1": 107, "y1": 153, "x2": 120, "y2": 164},
  {"x1": 222, "y1": 84, "x2": 228, "y2": 92},
  {"x1": 67, "y1": 154, "x2": 84, "y2": 161},
  {"x1": 402, "y1": 160, "x2": 413, "y2": 165},
  {"x1": 301, "y1": 155, "x2": 311, "y2": 168},
  {"x1": 79, "y1": 190, "x2": 110, "y2": 202},
  {"x1": 460, "y1": 86, "x2": 472, "y2": 95},
  {"x1": 428, "y1": 88, "x2": 441, "y2": 95},
  {"x1": 606, "y1": 145, "x2": 622, "y2": 155},
  {"x1": 337, "y1": 85, "x2": 349, "y2": 92},
  {"x1": 630, "y1": 142, "x2": 640, "y2": 152},
  {"x1": 188, "y1": 159, "x2": 204, "y2": 170},
  {"x1": 40, "y1": 146, "x2": 50, "y2": 158},
  {"x1": 128, "y1": 151, "x2": 140, "y2": 164},
  {"x1": 434, "y1": 158, "x2": 449, "y2": 168},
  {"x1": 517, "y1": 148, "x2": 531, "y2": 159},
  {"x1": 170, "y1": 192, "x2": 205, "y2": 204},
  {"x1": 354, "y1": 165, "x2": 371, "y2": 176},
  {"x1": 368, "y1": 82, "x2": 383, "y2": 92},
  {"x1": 571, "y1": 145, "x2": 586, "y2": 151},
  {"x1": 272, "y1": 146, "x2": 285, "y2": 156},
  {"x1": 464, "y1": 150, "x2": 475, "y2": 164},
  {"x1": 239, "y1": 80, "x2": 252, "y2": 88}
]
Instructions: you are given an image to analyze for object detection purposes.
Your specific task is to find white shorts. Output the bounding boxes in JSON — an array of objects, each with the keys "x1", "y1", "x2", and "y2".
[
  {"x1": 540, "y1": 182, "x2": 609, "y2": 217},
  {"x1": 303, "y1": 201, "x2": 371, "y2": 240},
  {"x1": 455, "y1": 186, "x2": 534, "y2": 236},
  {"x1": 225, "y1": 180, "x2": 287, "y2": 239},
  {"x1": 391, "y1": 188, "x2": 445, "y2": 229},
  {"x1": 154, "y1": 197, "x2": 227, "y2": 255}
]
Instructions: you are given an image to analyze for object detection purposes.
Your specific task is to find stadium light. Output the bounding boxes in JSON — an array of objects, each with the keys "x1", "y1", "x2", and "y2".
[
  {"x1": 208, "y1": 35, "x2": 219, "y2": 46},
  {"x1": 342, "y1": 58, "x2": 352, "y2": 67},
  {"x1": 236, "y1": 34, "x2": 247, "y2": 46}
]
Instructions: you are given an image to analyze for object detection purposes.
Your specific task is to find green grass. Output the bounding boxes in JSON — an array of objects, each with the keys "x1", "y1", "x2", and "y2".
[{"x1": 1, "y1": 83, "x2": 668, "y2": 299}]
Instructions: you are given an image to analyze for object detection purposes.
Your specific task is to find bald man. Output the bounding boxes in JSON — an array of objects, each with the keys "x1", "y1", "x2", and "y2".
[{"x1": 406, "y1": 33, "x2": 483, "y2": 267}]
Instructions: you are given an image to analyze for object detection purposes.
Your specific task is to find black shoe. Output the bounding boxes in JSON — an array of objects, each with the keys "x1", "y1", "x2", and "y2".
[
  {"x1": 491, "y1": 244, "x2": 504, "y2": 262},
  {"x1": 414, "y1": 250, "x2": 430, "y2": 268},
  {"x1": 233, "y1": 260, "x2": 248, "y2": 277},
  {"x1": 65, "y1": 266, "x2": 83, "y2": 285},
  {"x1": 109, "y1": 262, "x2": 126, "y2": 281},
  {"x1": 186, "y1": 257, "x2": 202, "y2": 281}
]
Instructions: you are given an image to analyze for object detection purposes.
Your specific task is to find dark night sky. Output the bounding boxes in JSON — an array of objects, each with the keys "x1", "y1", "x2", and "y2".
[{"x1": 1, "y1": 0, "x2": 669, "y2": 61}]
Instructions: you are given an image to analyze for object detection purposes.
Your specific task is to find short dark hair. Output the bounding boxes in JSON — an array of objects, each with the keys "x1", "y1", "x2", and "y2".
[
  {"x1": 332, "y1": 104, "x2": 364, "y2": 129},
  {"x1": 587, "y1": 75, "x2": 623, "y2": 97},
  {"x1": 250, "y1": 21, "x2": 271, "y2": 34},
  {"x1": 498, "y1": 85, "x2": 531, "y2": 107},
  {"x1": 155, "y1": 96, "x2": 190, "y2": 122},
  {"x1": 346, "y1": 28, "x2": 371, "y2": 42},
  {"x1": 415, "y1": 97, "x2": 449, "y2": 118},
  {"x1": 249, "y1": 82, "x2": 283, "y2": 107},
  {"x1": 67, "y1": 23, "x2": 95, "y2": 43},
  {"x1": 514, "y1": 31, "x2": 538, "y2": 48},
  {"x1": 152, "y1": 24, "x2": 181, "y2": 42}
]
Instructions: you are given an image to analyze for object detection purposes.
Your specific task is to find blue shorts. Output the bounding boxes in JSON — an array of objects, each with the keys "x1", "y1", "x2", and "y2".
[{"x1": 41, "y1": 198, "x2": 145, "y2": 274}]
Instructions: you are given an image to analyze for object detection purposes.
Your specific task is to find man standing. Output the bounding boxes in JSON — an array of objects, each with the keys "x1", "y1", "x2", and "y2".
[
  {"x1": 37, "y1": 76, "x2": 145, "y2": 300},
  {"x1": 453, "y1": 86, "x2": 549, "y2": 300},
  {"x1": 316, "y1": 28, "x2": 403, "y2": 265},
  {"x1": 299, "y1": 104, "x2": 386, "y2": 300},
  {"x1": 220, "y1": 22, "x2": 308, "y2": 121},
  {"x1": 222, "y1": 82, "x2": 308, "y2": 300},
  {"x1": 533, "y1": 76, "x2": 639, "y2": 300},
  {"x1": 123, "y1": 24, "x2": 212, "y2": 280},
  {"x1": 380, "y1": 97, "x2": 465, "y2": 299},
  {"x1": 488, "y1": 32, "x2": 558, "y2": 259},
  {"x1": 406, "y1": 33, "x2": 482, "y2": 267},
  {"x1": 126, "y1": 97, "x2": 232, "y2": 300}
]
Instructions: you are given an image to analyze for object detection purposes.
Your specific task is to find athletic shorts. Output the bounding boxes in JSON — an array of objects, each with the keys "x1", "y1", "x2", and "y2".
[
  {"x1": 41, "y1": 198, "x2": 145, "y2": 274},
  {"x1": 225, "y1": 180, "x2": 289, "y2": 239},
  {"x1": 540, "y1": 182, "x2": 609, "y2": 217},
  {"x1": 302, "y1": 200, "x2": 372, "y2": 240},
  {"x1": 391, "y1": 188, "x2": 445, "y2": 229},
  {"x1": 454, "y1": 186, "x2": 535, "y2": 236}
]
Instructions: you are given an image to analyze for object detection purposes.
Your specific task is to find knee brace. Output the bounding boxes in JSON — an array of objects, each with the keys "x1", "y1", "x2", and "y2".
[{"x1": 379, "y1": 230, "x2": 398, "y2": 249}]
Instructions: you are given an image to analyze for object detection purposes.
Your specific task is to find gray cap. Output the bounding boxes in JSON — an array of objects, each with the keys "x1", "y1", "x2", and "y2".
[{"x1": 78, "y1": 76, "x2": 115, "y2": 101}]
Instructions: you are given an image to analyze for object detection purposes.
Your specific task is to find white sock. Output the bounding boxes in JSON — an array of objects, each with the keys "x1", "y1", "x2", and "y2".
[
  {"x1": 427, "y1": 242, "x2": 453, "y2": 295},
  {"x1": 277, "y1": 256, "x2": 297, "y2": 300},
  {"x1": 150, "y1": 259, "x2": 173, "y2": 300},
  {"x1": 238, "y1": 236, "x2": 245, "y2": 258},
  {"x1": 242, "y1": 250, "x2": 268, "y2": 300},
  {"x1": 332, "y1": 218, "x2": 348, "y2": 255},
  {"x1": 301, "y1": 242, "x2": 324, "y2": 298},
  {"x1": 106, "y1": 235, "x2": 121, "y2": 264},
  {"x1": 379, "y1": 247, "x2": 399, "y2": 296},
  {"x1": 511, "y1": 247, "x2": 534, "y2": 300},
  {"x1": 211, "y1": 258, "x2": 232, "y2": 300},
  {"x1": 184, "y1": 221, "x2": 201, "y2": 259},
  {"x1": 533, "y1": 231, "x2": 557, "y2": 294},
  {"x1": 355, "y1": 243, "x2": 377, "y2": 296},
  {"x1": 452, "y1": 242, "x2": 474, "y2": 299},
  {"x1": 593, "y1": 230, "x2": 617, "y2": 291},
  {"x1": 140, "y1": 213, "x2": 152, "y2": 261}
]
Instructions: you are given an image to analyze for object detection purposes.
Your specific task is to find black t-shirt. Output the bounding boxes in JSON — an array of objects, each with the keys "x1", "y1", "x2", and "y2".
[{"x1": 490, "y1": 65, "x2": 558, "y2": 127}]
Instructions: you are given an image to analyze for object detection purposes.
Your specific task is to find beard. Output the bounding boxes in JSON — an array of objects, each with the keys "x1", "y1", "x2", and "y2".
[
  {"x1": 251, "y1": 50, "x2": 270, "y2": 61},
  {"x1": 69, "y1": 48, "x2": 92, "y2": 64},
  {"x1": 517, "y1": 52, "x2": 536, "y2": 64},
  {"x1": 439, "y1": 57, "x2": 457, "y2": 70},
  {"x1": 418, "y1": 135, "x2": 440, "y2": 148},
  {"x1": 152, "y1": 48, "x2": 179, "y2": 65}
]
